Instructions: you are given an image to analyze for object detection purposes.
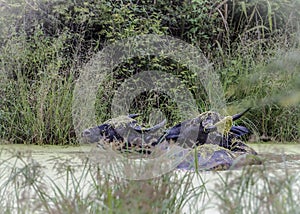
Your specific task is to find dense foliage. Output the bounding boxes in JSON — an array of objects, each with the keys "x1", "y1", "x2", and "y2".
[{"x1": 0, "y1": 0, "x2": 299, "y2": 144}]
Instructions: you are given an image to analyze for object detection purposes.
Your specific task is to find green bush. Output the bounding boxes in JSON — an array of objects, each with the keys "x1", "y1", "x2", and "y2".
[{"x1": 0, "y1": 0, "x2": 299, "y2": 144}]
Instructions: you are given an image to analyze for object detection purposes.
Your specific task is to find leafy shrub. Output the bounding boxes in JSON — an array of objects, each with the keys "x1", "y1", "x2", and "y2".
[{"x1": 0, "y1": 0, "x2": 299, "y2": 143}]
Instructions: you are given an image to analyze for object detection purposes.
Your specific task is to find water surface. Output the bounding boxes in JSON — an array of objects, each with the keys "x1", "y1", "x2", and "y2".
[{"x1": 0, "y1": 143, "x2": 299, "y2": 213}]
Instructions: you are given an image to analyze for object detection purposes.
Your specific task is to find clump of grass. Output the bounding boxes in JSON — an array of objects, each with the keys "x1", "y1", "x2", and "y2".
[
  {"x1": 0, "y1": 0, "x2": 299, "y2": 144},
  {"x1": 219, "y1": 49, "x2": 300, "y2": 142},
  {"x1": 211, "y1": 0, "x2": 300, "y2": 142},
  {"x1": 1, "y1": 73, "x2": 75, "y2": 145},
  {"x1": 0, "y1": 29, "x2": 76, "y2": 145}
]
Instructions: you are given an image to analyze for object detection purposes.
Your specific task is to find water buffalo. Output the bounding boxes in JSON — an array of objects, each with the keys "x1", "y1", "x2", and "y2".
[
  {"x1": 156, "y1": 108, "x2": 257, "y2": 155},
  {"x1": 81, "y1": 114, "x2": 166, "y2": 154},
  {"x1": 81, "y1": 109, "x2": 261, "y2": 170}
]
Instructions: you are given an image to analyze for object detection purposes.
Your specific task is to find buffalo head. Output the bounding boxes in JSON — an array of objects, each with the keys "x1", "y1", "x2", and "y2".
[
  {"x1": 81, "y1": 114, "x2": 166, "y2": 152},
  {"x1": 157, "y1": 108, "x2": 251, "y2": 148}
]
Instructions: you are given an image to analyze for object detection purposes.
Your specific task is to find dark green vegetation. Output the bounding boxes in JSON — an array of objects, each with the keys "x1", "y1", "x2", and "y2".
[{"x1": 0, "y1": 0, "x2": 299, "y2": 145}]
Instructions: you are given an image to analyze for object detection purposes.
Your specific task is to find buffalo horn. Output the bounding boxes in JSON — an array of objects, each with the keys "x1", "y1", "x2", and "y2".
[
  {"x1": 133, "y1": 119, "x2": 166, "y2": 133},
  {"x1": 232, "y1": 108, "x2": 251, "y2": 121},
  {"x1": 129, "y1": 113, "x2": 139, "y2": 119}
]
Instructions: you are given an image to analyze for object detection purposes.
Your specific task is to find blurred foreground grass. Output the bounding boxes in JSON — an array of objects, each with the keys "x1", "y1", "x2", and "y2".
[{"x1": 0, "y1": 145, "x2": 300, "y2": 213}]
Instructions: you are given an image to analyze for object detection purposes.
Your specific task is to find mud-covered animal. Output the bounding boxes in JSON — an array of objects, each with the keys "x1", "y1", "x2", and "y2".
[
  {"x1": 81, "y1": 110, "x2": 261, "y2": 170},
  {"x1": 157, "y1": 108, "x2": 257, "y2": 155},
  {"x1": 175, "y1": 144, "x2": 261, "y2": 171},
  {"x1": 81, "y1": 114, "x2": 166, "y2": 154},
  {"x1": 156, "y1": 108, "x2": 261, "y2": 170}
]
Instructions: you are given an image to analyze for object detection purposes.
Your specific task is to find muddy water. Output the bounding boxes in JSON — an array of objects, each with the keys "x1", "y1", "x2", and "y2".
[
  {"x1": 1, "y1": 143, "x2": 300, "y2": 172},
  {"x1": 252, "y1": 143, "x2": 300, "y2": 170},
  {"x1": 2, "y1": 143, "x2": 300, "y2": 167},
  {"x1": 181, "y1": 143, "x2": 300, "y2": 213},
  {"x1": 0, "y1": 143, "x2": 300, "y2": 213}
]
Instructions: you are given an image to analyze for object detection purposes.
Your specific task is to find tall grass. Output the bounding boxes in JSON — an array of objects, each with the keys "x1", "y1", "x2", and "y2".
[
  {"x1": 1, "y1": 146, "x2": 300, "y2": 213},
  {"x1": 0, "y1": 148, "x2": 207, "y2": 213},
  {"x1": 0, "y1": 0, "x2": 299, "y2": 144},
  {"x1": 215, "y1": 164, "x2": 300, "y2": 214},
  {"x1": 207, "y1": 0, "x2": 300, "y2": 142},
  {"x1": 216, "y1": 44, "x2": 300, "y2": 142},
  {"x1": 1, "y1": 73, "x2": 75, "y2": 145},
  {"x1": 0, "y1": 29, "x2": 76, "y2": 145}
]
